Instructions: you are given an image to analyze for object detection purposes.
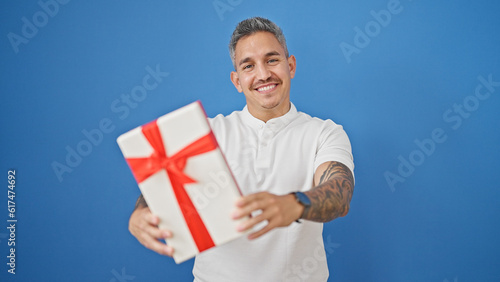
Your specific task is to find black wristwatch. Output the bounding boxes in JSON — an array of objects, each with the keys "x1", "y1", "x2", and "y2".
[{"x1": 291, "y1": 192, "x2": 311, "y2": 223}]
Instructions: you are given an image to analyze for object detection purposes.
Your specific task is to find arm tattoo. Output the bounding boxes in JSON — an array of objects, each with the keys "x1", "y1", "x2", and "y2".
[
  {"x1": 302, "y1": 161, "x2": 354, "y2": 222},
  {"x1": 134, "y1": 194, "x2": 148, "y2": 210}
]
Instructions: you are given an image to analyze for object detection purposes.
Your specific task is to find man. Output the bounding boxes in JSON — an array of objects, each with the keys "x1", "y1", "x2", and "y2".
[{"x1": 129, "y1": 17, "x2": 354, "y2": 281}]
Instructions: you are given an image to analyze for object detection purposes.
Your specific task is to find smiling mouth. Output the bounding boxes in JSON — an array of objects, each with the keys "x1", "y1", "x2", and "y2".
[{"x1": 255, "y1": 84, "x2": 278, "y2": 93}]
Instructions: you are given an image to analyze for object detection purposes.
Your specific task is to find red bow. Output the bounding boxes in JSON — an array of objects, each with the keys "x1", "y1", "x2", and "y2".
[{"x1": 126, "y1": 120, "x2": 217, "y2": 252}]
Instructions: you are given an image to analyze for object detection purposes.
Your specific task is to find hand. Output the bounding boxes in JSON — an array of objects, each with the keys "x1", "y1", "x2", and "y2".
[
  {"x1": 129, "y1": 207, "x2": 174, "y2": 256},
  {"x1": 232, "y1": 192, "x2": 304, "y2": 240}
]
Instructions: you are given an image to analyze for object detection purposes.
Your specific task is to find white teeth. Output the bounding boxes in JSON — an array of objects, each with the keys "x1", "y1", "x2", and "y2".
[{"x1": 257, "y1": 84, "x2": 276, "y2": 92}]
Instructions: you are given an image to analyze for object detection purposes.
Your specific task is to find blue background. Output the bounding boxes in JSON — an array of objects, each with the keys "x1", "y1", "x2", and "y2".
[{"x1": 1, "y1": 0, "x2": 499, "y2": 281}]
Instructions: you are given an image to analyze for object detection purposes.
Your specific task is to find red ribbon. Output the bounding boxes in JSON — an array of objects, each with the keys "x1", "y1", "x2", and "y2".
[{"x1": 126, "y1": 120, "x2": 217, "y2": 252}]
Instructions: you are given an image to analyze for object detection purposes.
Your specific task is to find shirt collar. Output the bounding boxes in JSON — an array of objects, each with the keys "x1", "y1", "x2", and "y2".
[{"x1": 241, "y1": 102, "x2": 299, "y2": 131}]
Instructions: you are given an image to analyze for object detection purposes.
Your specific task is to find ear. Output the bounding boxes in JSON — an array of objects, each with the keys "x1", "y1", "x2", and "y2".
[
  {"x1": 230, "y1": 71, "x2": 243, "y2": 93},
  {"x1": 288, "y1": 55, "x2": 297, "y2": 79}
]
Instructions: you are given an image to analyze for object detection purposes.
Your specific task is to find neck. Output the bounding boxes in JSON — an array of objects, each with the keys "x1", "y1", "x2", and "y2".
[{"x1": 248, "y1": 102, "x2": 291, "y2": 122}]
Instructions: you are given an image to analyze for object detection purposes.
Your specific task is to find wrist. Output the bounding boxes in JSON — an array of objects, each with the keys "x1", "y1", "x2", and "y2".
[
  {"x1": 290, "y1": 192, "x2": 311, "y2": 222},
  {"x1": 134, "y1": 194, "x2": 149, "y2": 210},
  {"x1": 287, "y1": 194, "x2": 304, "y2": 221}
]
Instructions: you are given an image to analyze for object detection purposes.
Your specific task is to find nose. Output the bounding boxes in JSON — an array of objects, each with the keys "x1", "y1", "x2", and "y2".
[{"x1": 255, "y1": 63, "x2": 271, "y2": 81}]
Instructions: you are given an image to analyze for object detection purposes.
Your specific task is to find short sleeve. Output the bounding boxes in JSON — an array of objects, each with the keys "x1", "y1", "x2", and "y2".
[{"x1": 314, "y1": 119, "x2": 354, "y2": 178}]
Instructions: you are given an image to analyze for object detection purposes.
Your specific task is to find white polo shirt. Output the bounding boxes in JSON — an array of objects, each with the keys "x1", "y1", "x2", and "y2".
[{"x1": 193, "y1": 103, "x2": 354, "y2": 282}]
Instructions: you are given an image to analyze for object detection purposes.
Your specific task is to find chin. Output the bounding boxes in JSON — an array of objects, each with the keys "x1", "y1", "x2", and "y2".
[{"x1": 260, "y1": 101, "x2": 281, "y2": 110}]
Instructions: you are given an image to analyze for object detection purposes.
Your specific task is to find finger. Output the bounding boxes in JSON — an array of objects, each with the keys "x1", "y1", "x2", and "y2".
[
  {"x1": 233, "y1": 193, "x2": 273, "y2": 219},
  {"x1": 232, "y1": 199, "x2": 264, "y2": 219},
  {"x1": 140, "y1": 232, "x2": 175, "y2": 257},
  {"x1": 129, "y1": 207, "x2": 155, "y2": 229},
  {"x1": 236, "y1": 211, "x2": 271, "y2": 232},
  {"x1": 134, "y1": 220, "x2": 174, "y2": 257},
  {"x1": 141, "y1": 220, "x2": 172, "y2": 239},
  {"x1": 247, "y1": 222, "x2": 275, "y2": 240},
  {"x1": 235, "y1": 192, "x2": 267, "y2": 207},
  {"x1": 135, "y1": 209, "x2": 171, "y2": 238},
  {"x1": 144, "y1": 217, "x2": 172, "y2": 238},
  {"x1": 129, "y1": 209, "x2": 174, "y2": 257},
  {"x1": 144, "y1": 210, "x2": 160, "y2": 225}
]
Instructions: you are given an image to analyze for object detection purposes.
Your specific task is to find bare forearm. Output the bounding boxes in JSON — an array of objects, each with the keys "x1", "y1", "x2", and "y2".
[
  {"x1": 134, "y1": 194, "x2": 148, "y2": 210},
  {"x1": 302, "y1": 161, "x2": 354, "y2": 222}
]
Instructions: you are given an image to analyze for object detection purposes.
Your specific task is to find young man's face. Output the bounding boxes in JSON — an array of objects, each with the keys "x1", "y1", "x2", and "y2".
[{"x1": 231, "y1": 31, "x2": 296, "y2": 121}]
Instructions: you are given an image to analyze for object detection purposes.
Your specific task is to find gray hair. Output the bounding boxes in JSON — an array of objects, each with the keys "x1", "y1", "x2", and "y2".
[{"x1": 229, "y1": 17, "x2": 289, "y2": 69}]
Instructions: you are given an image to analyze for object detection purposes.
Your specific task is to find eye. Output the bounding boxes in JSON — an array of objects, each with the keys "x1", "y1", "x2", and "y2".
[
  {"x1": 268, "y1": 58, "x2": 279, "y2": 64},
  {"x1": 242, "y1": 64, "x2": 253, "y2": 70}
]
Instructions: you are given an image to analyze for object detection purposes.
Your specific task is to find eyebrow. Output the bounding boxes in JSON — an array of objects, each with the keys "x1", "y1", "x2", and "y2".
[{"x1": 238, "y1": 51, "x2": 282, "y2": 67}]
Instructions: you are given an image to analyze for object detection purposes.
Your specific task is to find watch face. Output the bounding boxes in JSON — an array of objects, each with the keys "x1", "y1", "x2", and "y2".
[{"x1": 296, "y1": 192, "x2": 311, "y2": 206}]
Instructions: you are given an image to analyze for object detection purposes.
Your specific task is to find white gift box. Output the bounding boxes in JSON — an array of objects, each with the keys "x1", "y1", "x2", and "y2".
[{"x1": 117, "y1": 101, "x2": 247, "y2": 263}]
